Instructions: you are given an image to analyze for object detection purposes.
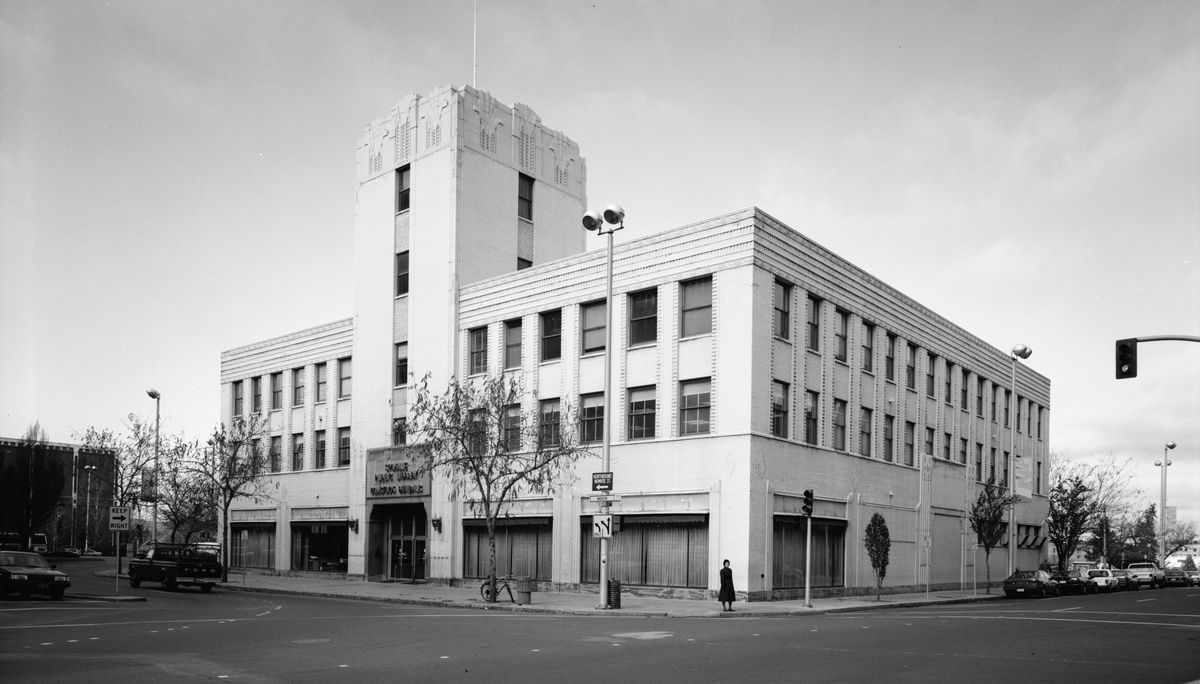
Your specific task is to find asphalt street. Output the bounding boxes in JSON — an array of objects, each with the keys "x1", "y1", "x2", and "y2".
[{"x1": 2, "y1": 558, "x2": 1198, "y2": 683}]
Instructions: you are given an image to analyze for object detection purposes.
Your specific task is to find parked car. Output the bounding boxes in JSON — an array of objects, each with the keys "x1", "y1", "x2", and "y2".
[
  {"x1": 0, "y1": 550, "x2": 71, "y2": 599},
  {"x1": 1111, "y1": 569, "x2": 1138, "y2": 591},
  {"x1": 1125, "y1": 562, "x2": 1164, "y2": 588},
  {"x1": 128, "y1": 543, "x2": 222, "y2": 592},
  {"x1": 1186, "y1": 570, "x2": 1200, "y2": 587},
  {"x1": 1051, "y1": 569, "x2": 1098, "y2": 594},
  {"x1": 1087, "y1": 568, "x2": 1120, "y2": 592},
  {"x1": 1004, "y1": 569, "x2": 1060, "y2": 598},
  {"x1": 1162, "y1": 568, "x2": 1190, "y2": 587}
]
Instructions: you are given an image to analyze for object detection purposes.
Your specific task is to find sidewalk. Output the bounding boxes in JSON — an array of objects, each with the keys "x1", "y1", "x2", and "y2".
[{"x1": 91, "y1": 569, "x2": 1005, "y2": 617}]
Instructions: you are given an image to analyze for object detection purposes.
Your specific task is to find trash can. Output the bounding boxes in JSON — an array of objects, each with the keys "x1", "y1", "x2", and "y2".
[
  {"x1": 606, "y1": 579, "x2": 621, "y2": 609},
  {"x1": 514, "y1": 576, "x2": 533, "y2": 605}
]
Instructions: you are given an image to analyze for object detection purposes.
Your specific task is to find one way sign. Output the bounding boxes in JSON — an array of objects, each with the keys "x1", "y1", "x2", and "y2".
[{"x1": 109, "y1": 506, "x2": 131, "y2": 531}]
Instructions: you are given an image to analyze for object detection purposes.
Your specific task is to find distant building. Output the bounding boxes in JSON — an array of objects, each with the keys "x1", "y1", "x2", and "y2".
[
  {"x1": 0, "y1": 437, "x2": 117, "y2": 553},
  {"x1": 220, "y1": 83, "x2": 1051, "y2": 599}
]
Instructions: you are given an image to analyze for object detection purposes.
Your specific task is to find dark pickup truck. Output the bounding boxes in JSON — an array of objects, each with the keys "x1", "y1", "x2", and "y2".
[{"x1": 128, "y1": 543, "x2": 222, "y2": 592}]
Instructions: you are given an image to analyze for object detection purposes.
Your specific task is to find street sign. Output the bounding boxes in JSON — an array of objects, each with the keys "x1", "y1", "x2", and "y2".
[
  {"x1": 593, "y1": 515, "x2": 613, "y2": 538},
  {"x1": 588, "y1": 494, "x2": 622, "y2": 504},
  {"x1": 592, "y1": 471, "x2": 613, "y2": 491},
  {"x1": 109, "y1": 506, "x2": 131, "y2": 531}
]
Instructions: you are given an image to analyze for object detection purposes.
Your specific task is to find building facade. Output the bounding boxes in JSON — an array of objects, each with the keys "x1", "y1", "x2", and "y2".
[{"x1": 220, "y1": 83, "x2": 1050, "y2": 599}]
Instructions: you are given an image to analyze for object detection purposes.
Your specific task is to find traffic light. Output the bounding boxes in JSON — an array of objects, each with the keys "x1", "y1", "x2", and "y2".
[
  {"x1": 1115, "y1": 338, "x2": 1138, "y2": 379},
  {"x1": 802, "y1": 489, "x2": 814, "y2": 516}
]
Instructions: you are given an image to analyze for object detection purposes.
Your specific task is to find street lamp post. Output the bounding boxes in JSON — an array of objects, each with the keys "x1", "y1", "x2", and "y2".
[
  {"x1": 1154, "y1": 441, "x2": 1176, "y2": 563},
  {"x1": 84, "y1": 465, "x2": 96, "y2": 552},
  {"x1": 1007, "y1": 344, "x2": 1032, "y2": 576},
  {"x1": 582, "y1": 204, "x2": 623, "y2": 609},
  {"x1": 147, "y1": 388, "x2": 161, "y2": 545}
]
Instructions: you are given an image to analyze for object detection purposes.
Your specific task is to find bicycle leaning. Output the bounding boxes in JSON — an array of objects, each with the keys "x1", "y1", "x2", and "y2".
[{"x1": 480, "y1": 574, "x2": 515, "y2": 603}]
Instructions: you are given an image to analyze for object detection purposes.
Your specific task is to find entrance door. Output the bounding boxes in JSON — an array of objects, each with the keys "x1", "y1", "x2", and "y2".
[
  {"x1": 386, "y1": 503, "x2": 427, "y2": 582},
  {"x1": 401, "y1": 539, "x2": 426, "y2": 581}
]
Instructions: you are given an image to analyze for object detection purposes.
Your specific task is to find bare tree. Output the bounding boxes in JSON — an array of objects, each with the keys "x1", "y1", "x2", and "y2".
[
  {"x1": 1046, "y1": 473, "x2": 1097, "y2": 573},
  {"x1": 863, "y1": 512, "x2": 890, "y2": 600},
  {"x1": 407, "y1": 373, "x2": 587, "y2": 602},
  {"x1": 190, "y1": 415, "x2": 272, "y2": 582},
  {"x1": 158, "y1": 439, "x2": 217, "y2": 543},
  {"x1": 1164, "y1": 521, "x2": 1198, "y2": 562},
  {"x1": 76, "y1": 415, "x2": 159, "y2": 532},
  {"x1": 968, "y1": 477, "x2": 1021, "y2": 592}
]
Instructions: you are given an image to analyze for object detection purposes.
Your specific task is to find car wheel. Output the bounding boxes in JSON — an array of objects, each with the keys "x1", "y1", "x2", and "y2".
[
  {"x1": 1037, "y1": 586, "x2": 1047, "y2": 598},
  {"x1": 129, "y1": 575, "x2": 141, "y2": 588},
  {"x1": 1005, "y1": 591, "x2": 1017, "y2": 599},
  {"x1": 200, "y1": 583, "x2": 213, "y2": 594},
  {"x1": 49, "y1": 587, "x2": 64, "y2": 600}
]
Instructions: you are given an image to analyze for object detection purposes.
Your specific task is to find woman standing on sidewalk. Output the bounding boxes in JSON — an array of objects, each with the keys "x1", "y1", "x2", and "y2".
[{"x1": 718, "y1": 559, "x2": 735, "y2": 611}]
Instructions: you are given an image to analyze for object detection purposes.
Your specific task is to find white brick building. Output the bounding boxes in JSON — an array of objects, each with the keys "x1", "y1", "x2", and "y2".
[{"x1": 220, "y1": 83, "x2": 1050, "y2": 599}]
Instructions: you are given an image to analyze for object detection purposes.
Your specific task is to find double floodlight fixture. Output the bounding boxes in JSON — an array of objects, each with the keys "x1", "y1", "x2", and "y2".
[
  {"x1": 1011, "y1": 344, "x2": 1032, "y2": 360},
  {"x1": 582, "y1": 203, "x2": 625, "y2": 233}
]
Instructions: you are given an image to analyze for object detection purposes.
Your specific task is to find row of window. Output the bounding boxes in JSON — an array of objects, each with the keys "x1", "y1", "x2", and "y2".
[
  {"x1": 774, "y1": 280, "x2": 1044, "y2": 438},
  {"x1": 466, "y1": 277, "x2": 713, "y2": 375},
  {"x1": 232, "y1": 358, "x2": 353, "y2": 416},
  {"x1": 258, "y1": 427, "x2": 353, "y2": 473}
]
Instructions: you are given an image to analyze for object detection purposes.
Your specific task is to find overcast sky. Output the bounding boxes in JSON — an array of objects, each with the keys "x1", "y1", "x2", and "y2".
[{"x1": 3, "y1": 1, "x2": 1197, "y2": 525}]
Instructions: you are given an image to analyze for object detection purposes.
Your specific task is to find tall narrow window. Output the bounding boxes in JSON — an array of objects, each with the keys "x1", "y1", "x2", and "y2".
[
  {"x1": 540, "y1": 309, "x2": 561, "y2": 361},
  {"x1": 292, "y1": 367, "x2": 305, "y2": 407},
  {"x1": 315, "y1": 430, "x2": 327, "y2": 469},
  {"x1": 518, "y1": 173, "x2": 534, "y2": 221},
  {"x1": 1002, "y1": 451, "x2": 1010, "y2": 488},
  {"x1": 832, "y1": 400, "x2": 847, "y2": 450},
  {"x1": 975, "y1": 444, "x2": 984, "y2": 482},
  {"x1": 977, "y1": 378, "x2": 985, "y2": 417},
  {"x1": 315, "y1": 363, "x2": 327, "y2": 403},
  {"x1": 961, "y1": 368, "x2": 969, "y2": 409},
  {"x1": 834, "y1": 310, "x2": 849, "y2": 362},
  {"x1": 858, "y1": 407, "x2": 873, "y2": 457},
  {"x1": 292, "y1": 432, "x2": 305, "y2": 471},
  {"x1": 862, "y1": 323, "x2": 874, "y2": 372},
  {"x1": 885, "y1": 333, "x2": 897, "y2": 381},
  {"x1": 884, "y1": 415, "x2": 895, "y2": 462},
  {"x1": 270, "y1": 436, "x2": 281, "y2": 472},
  {"x1": 395, "y1": 343, "x2": 409, "y2": 386},
  {"x1": 905, "y1": 344, "x2": 917, "y2": 391},
  {"x1": 252, "y1": 376, "x2": 262, "y2": 413},
  {"x1": 943, "y1": 432, "x2": 952, "y2": 460},
  {"x1": 469, "y1": 327, "x2": 488, "y2": 374},
  {"x1": 503, "y1": 405, "x2": 521, "y2": 452},
  {"x1": 233, "y1": 380, "x2": 244, "y2": 416},
  {"x1": 539, "y1": 399, "x2": 561, "y2": 448},
  {"x1": 924, "y1": 427, "x2": 934, "y2": 458},
  {"x1": 806, "y1": 296, "x2": 821, "y2": 351},
  {"x1": 627, "y1": 387, "x2": 656, "y2": 440},
  {"x1": 989, "y1": 447, "x2": 998, "y2": 482},
  {"x1": 467, "y1": 409, "x2": 486, "y2": 456},
  {"x1": 338, "y1": 427, "x2": 351, "y2": 466},
  {"x1": 679, "y1": 379, "x2": 711, "y2": 435},
  {"x1": 903, "y1": 421, "x2": 915, "y2": 466},
  {"x1": 944, "y1": 362, "x2": 954, "y2": 405},
  {"x1": 628, "y1": 289, "x2": 657, "y2": 345},
  {"x1": 580, "y1": 393, "x2": 605, "y2": 443},
  {"x1": 771, "y1": 380, "x2": 789, "y2": 438},
  {"x1": 1004, "y1": 390, "x2": 1012, "y2": 427},
  {"x1": 392, "y1": 417, "x2": 406, "y2": 446},
  {"x1": 773, "y1": 280, "x2": 791, "y2": 340},
  {"x1": 395, "y1": 251, "x2": 410, "y2": 296},
  {"x1": 581, "y1": 301, "x2": 606, "y2": 353},
  {"x1": 959, "y1": 438, "x2": 968, "y2": 464},
  {"x1": 804, "y1": 390, "x2": 819, "y2": 445},
  {"x1": 504, "y1": 319, "x2": 522, "y2": 369},
  {"x1": 396, "y1": 165, "x2": 411, "y2": 212},
  {"x1": 271, "y1": 372, "x2": 283, "y2": 410},
  {"x1": 680, "y1": 277, "x2": 713, "y2": 337},
  {"x1": 338, "y1": 358, "x2": 352, "y2": 398},
  {"x1": 926, "y1": 353, "x2": 937, "y2": 397}
]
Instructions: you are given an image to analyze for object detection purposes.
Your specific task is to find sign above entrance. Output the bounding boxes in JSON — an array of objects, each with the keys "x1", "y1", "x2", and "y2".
[{"x1": 366, "y1": 447, "x2": 432, "y2": 500}]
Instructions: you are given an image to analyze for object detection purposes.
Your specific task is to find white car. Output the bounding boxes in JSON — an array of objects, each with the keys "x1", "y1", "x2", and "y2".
[{"x1": 1087, "y1": 568, "x2": 1120, "y2": 592}]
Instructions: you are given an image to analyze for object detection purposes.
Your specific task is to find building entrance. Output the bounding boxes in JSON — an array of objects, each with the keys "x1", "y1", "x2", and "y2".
[{"x1": 376, "y1": 503, "x2": 427, "y2": 582}]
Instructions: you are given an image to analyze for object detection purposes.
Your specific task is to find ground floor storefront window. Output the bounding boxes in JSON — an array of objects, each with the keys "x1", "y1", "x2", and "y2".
[
  {"x1": 291, "y1": 523, "x2": 348, "y2": 573},
  {"x1": 463, "y1": 518, "x2": 551, "y2": 581},
  {"x1": 772, "y1": 516, "x2": 845, "y2": 588},
  {"x1": 230, "y1": 523, "x2": 275, "y2": 569},
  {"x1": 580, "y1": 514, "x2": 708, "y2": 588}
]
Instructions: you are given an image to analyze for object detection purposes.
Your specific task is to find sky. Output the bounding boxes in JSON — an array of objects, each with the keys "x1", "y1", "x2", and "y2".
[{"x1": 2, "y1": 1, "x2": 1198, "y2": 526}]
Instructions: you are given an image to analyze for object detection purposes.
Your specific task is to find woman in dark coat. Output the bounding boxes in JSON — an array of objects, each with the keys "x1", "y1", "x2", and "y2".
[{"x1": 718, "y1": 559, "x2": 735, "y2": 611}]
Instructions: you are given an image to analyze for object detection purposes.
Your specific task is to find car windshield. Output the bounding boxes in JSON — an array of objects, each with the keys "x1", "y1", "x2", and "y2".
[
  {"x1": 1010, "y1": 571, "x2": 1037, "y2": 579},
  {"x1": 1088, "y1": 570, "x2": 1107, "y2": 578},
  {"x1": 0, "y1": 552, "x2": 51, "y2": 568}
]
